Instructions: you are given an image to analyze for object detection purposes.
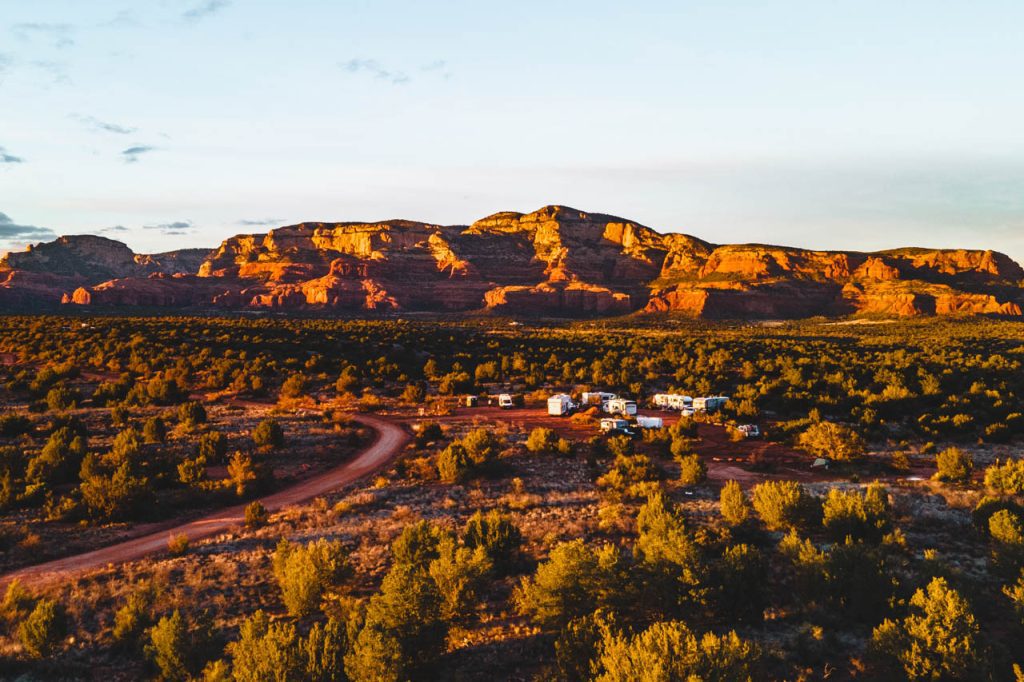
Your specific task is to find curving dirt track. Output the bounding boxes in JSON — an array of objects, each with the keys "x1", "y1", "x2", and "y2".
[{"x1": 0, "y1": 414, "x2": 409, "y2": 588}]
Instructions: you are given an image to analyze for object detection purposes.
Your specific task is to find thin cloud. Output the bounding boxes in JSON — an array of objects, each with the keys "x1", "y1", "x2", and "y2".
[
  {"x1": 237, "y1": 218, "x2": 282, "y2": 226},
  {"x1": 31, "y1": 60, "x2": 71, "y2": 85},
  {"x1": 342, "y1": 59, "x2": 410, "y2": 85},
  {"x1": 98, "y1": 225, "x2": 130, "y2": 234},
  {"x1": 72, "y1": 114, "x2": 136, "y2": 135},
  {"x1": 121, "y1": 145, "x2": 156, "y2": 163},
  {"x1": 11, "y1": 23, "x2": 74, "y2": 48},
  {"x1": 0, "y1": 212, "x2": 56, "y2": 243},
  {"x1": 182, "y1": 0, "x2": 231, "y2": 23},
  {"x1": 0, "y1": 146, "x2": 24, "y2": 164},
  {"x1": 143, "y1": 220, "x2": 194, "y2": 233}
]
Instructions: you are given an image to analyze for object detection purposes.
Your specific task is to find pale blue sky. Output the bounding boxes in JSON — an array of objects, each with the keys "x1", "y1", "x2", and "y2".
[{"x1": 1, "y1": 1, "x2": 1023, "y2": 263}]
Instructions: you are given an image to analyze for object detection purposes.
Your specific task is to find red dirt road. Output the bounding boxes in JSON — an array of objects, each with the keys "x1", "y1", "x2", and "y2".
[{"x1": 0, "y1": 414, "x2": 409, "y2": 588}]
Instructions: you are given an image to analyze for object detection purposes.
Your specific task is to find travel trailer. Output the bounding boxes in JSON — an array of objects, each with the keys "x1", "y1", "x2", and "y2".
[
  {"x1": 547, "y1": 394, "x2": 576, "y2": 416},
  {"x1": 599, "y1": 417, "x2": 632, "y2": 434},
  {"x1": 498, "y1": 394, "x2": 514, "y2": 409},
  {"x1": 605, "y1": 398, "x2": 638, "y2": 416},
  {"x1": 636, "y1": 416, "x2": 664, "y2": 429}
]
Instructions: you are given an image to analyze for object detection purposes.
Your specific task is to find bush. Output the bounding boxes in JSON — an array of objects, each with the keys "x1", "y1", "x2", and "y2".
[
  {"x1": 18, "y1": 598, "x2": 67, "y2": 658},
  {"x1": 177, "y1": 401, "x2": 207, "y2": 427},
  {"x1": 280, "y1": 373, "x2": 307, "y2": 400},
  {"x1": 514, "y1": 539, "x2": 626, "y2": 630},
  {"x1": 226, "y1": 451, "x2": 271, "y2": 497},
  {"x1": 177, "y1": 455, "x2": 207, "y2": 485},
  {"x1": 273, "y1": 538, "x2": 350, "y2": 617},
  {"x1": 676, "y1": 453, "x2": 707, "y2": 486},
  {"x1": 227, "y1": 610, "x2": 303, "y2": 682},
  {"x1": 526, "y1": 427, "x2": 560, "y2": 454},
  {"x1": 345, "y1": 563, "x2": 446, "y2": 681},
  {"x1": 752, "y1": 480, "x2": 813, "y2": 531},
  {"x1": 45, "y1": 386, "x2": 79, "y2": 411},
  {"x1": 593, "y1": 620, "x2": 761, "y2": 681},
  {"x1": 113, "y1": 588, "x2": 154, "y2": 646},
  {"x1": 198, "y1": 430, "x2": 228, "y2": 463},
  {"x1": 168, "y1": 533, "x2": 190, "y2": 556},
  {"x1": 145, "y1": 610, "x2": 210, "y2": 682},
  {"x1": 934, "y1": 447, "x2": 973, "y2": 483},
  {"x1": 555, "y1": 609, "x2": 618, "y2": 682},
  {"x1": 798, "y1": 421, "x2": 865, "y2": 461},
  {"x1": 463, "y1": 509, "x2": 522, "y2": 574},
  {"x1": 253, "y1": 419, "x2": 284, "y2": 450},
  {"x1": 80, "y1": 461, "x2": 150, "y2": 521},
  {"x1": 871, "y1": 577, "x2": 984, "y2": 680},
  {"x1": 984, "y1": 458, "x2": 1024, "y2": 494},
  {"x1": 437, "y1": 443, "x2": 472, "y2": 483},
  {"x1": 720, "y1": 480, "x2": 751, "y2": 526},
  {"x1": 821, "y1": 484, "x2": 892, "y2": 542},
  {"x1": 143, "y1": 416, "x2": 167, "y2": 444},
  {"x1": 988, "y1": 509, "x2": 1024, "y2": 575},
  {"x1": 245, "y1": 501, "x2": 269, "y2": 528},
  {"x1": 400, "y1": 383, "x2": 425, "y2": 403},
  {"x1": 391, "y1": 521, "x2": 447, "y2": 569},
  {"x1": 460, "y1": 428, "x2": 505, "y2": 465}
]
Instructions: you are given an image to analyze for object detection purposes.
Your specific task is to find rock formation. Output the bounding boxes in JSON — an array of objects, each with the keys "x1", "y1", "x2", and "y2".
[{"x1": 1, "y1": 205, "x2": 1021, "y2": 318}]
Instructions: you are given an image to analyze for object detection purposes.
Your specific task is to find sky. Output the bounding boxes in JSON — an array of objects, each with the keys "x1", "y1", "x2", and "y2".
[{"x1": 1, "y1": 0, "x2": 1023, "y2": 263}]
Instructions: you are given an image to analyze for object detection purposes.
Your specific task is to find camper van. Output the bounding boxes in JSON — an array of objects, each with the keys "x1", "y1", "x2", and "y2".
[
  {"x1": 582, "y1": 391, "x2": 617, "y2": 407},
  {"x1": 605, "y1": 398, "x2": 638, "y2": 416},
  {"x1": 693, "y1": 396, "x2": 729, "y2": 413},
  {"x1": 599, "y1": 417, "x2": 632, "y2": 435},
  {"x1": 636, "y1": 416, "x2": 664, "y2": 429},
  {"x1": 498, "y1": 394, "x2": 514, "y2": 409},
  {"x1": 667, "y1": 394, "x2": 693, "y2": 411},
  {"x1": 547, "y1": 394, "x2": 576, "y2": 416}
]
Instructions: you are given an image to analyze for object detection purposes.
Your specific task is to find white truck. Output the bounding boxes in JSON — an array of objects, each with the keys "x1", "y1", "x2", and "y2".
[
  {"x1": 636, "y1": 416, "x2": 664, "y2": 429},
  {"x1": 605, "y1": 398, "x2": 638, "y2": 416},
  {"x1": 547, "y1": 393, "x2": 576, "y2": 416},
  {"x1": 737, "y1": 424, "x2": 760, "y2": 439}
]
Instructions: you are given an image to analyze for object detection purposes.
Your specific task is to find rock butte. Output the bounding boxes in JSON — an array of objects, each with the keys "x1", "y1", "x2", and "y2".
[{"x1": 1, "y1": 205, "x2": 1022, "y2": 318}]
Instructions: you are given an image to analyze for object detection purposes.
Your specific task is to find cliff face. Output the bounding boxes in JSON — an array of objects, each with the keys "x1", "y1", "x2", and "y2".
[{"x1": 2, "y1": 206, "x2": 1022, "y2": 318}]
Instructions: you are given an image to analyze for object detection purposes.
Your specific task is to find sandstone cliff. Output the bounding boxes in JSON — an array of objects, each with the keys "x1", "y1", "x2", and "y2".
[{"x1": 2, "y1": 206, "x2": 1021, "y2": 318}]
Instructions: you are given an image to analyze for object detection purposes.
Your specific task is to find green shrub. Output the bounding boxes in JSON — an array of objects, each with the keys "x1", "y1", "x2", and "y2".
[
  {"x1": 593, "y1": 620, "x2": 761, "y2": 681},
  {"x1": 437, "y1": 443, "x2": 471, "y2": 483},
  {"x1": 253, "y1": 419, "x2": 284, "y2": 449},
  {"x1": 933, "y1": 447, "x2": 973, "y2": 483},
  {"x1": 752, "y1": 480, "x2": 813, "y2": 531},
  {"x1": 821, "y1": 484, "x2": 892, "y2": 542},
  {"x1": 719, "y1": 480, "x2": 751, "y2": 526},
  {"x1": 143, "y1": 416, "x2": 167, "y2": 443},
  {"x1": 871, "y1": 577, "x2": 984, "y2": 680},
  {"x1": 18, "y1": 598, "x2": 67, "y2": 658},
  {"x1": 462, "y1": 509, "x2": 522, "y2": 573},
  {"x1": 198, "y1": 430, "x2": 228, "y2": 463},
  {"x1": 984, "y1": 458, "x2": 1024, "y2": 494},
  {"x1": 676, "y1": 453, "x2": 707, "y2": 486},
  {"x1": 177, "y1": 401, "x2": 207, "y2": 427},
  {"x1": 798, "y1": 421, "x2": 865, "y2": 461},
  {"x1": 272, "y1": 538, "x2": 350, "y2": 617},
  {"x1": 245, "y1": 501, "x2": 269, "y2": 529}
]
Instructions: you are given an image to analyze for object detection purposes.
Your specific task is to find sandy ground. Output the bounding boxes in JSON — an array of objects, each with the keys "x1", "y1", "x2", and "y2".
[{"x1": 0, "y1": 414, "x2": 409, "y2": 589}]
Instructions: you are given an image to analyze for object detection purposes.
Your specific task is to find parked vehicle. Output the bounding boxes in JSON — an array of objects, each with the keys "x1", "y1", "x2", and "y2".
[
  {"x1": 547, "y1": 393, "x2": 576, "y2": 416},
  {"x1": 464, "y1": 395, "x2": 479, "y2": 407},
  {"x1": 600, "y1": 417, "x2": 633, "y2": 435},
  {"x1": 653, "y1": 393, "x2": 693, "y2": 411},
  {"x1": 582, "y1": 391, "x2": 618, "y2": 407},
  {"x1": 498, "y1": 394, "x2": 514, "y2": 409},
  {"x1": 693, "y1": 396, "x2": 729, "y2": 413},
  {"x1": 636, "y1": 416, "x2": 664, "y2": 429},
  {"x1": 737, "y1": 424, "x2": 760, "y2": 438},
  {"x1": 605, "y1": 398, "x2": 638, "y2": 416}
]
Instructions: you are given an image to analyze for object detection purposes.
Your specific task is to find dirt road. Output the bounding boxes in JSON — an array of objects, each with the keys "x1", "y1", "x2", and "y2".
[{"x1": 0, "y1": 414, "x2": 409, "y2": 588}]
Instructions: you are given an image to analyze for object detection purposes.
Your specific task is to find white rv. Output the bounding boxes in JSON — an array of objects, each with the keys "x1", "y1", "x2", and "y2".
[
  {"x1": 636, "y1": 416, "x2": 664, "y2": 429},
  {"x1": 599, "y1": 417, "x2": 631, "y2": 434},
  {"x1": 547, "y1": 394, "x2": 575, "y2": 416},
  {"x1": 667, "y1": 394, "x2": 693, "y2": 411},
  {"x1": 693, "y1": 396, "x2": 729, "y2": 413},
  {"x1": 605, "y1": 398, "x2": 638, "y2": 416},
  {"x1": 582, "y1": 391, "x2": 617, "y2": 407},
  {"x1": 498, "y1": 394, "x2": 514, "y2": 409}
]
